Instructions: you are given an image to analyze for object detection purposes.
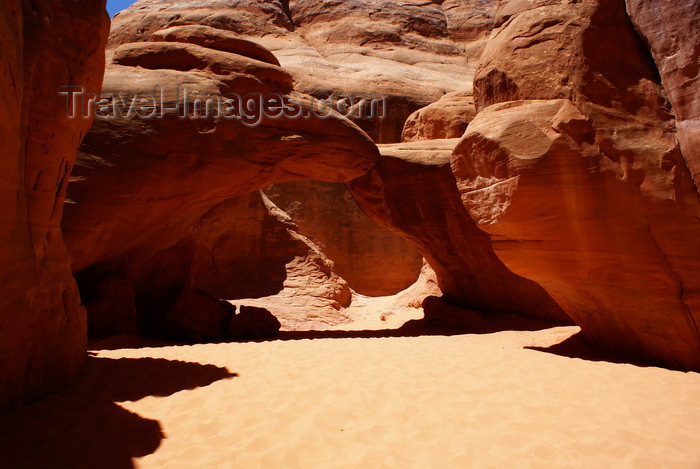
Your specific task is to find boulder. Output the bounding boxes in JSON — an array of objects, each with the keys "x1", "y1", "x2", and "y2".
[
  {"x1": 230, "y1": 306, "x2": 281, "y2": 340},
  {"x1": 402, "y1": 91, "x2": 476, "y2": 142},
  {"x1": 163, "y1": 290, "x2": 236, "y2": 343}
]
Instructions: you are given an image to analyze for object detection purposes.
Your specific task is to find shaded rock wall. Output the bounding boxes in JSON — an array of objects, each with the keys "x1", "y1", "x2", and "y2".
[
  {"x1": 80, "y1": 191, "x2": 351, "y2": 337},
  {"x1": 0, "y1": 0, "x2": 109, "y2": 411}
]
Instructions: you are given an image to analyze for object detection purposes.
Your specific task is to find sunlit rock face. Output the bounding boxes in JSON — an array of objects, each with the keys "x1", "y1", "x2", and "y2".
[
  {"x1": 452, "y1": 0, "x2": 700, "y2": 370},
  {"x1": 106, "y1": 0, "x2": 497, "y2": 143},
  {"x1": 0, "y1": 0, "x2": 109, "y2": 411}
]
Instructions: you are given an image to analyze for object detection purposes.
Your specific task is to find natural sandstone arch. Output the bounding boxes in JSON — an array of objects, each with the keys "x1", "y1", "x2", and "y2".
[{"x1": 62, "y1": 19, "x2": 381, "y2": 338}]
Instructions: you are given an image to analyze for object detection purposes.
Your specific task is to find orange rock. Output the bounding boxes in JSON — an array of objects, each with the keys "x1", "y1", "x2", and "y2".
[
  {"x1": 453, "y1": 0, "x2": 700, "y2": 369},
  {"x1": 76, "y1": 188, "x2": 356, "y2": 336},
  {"x1": 63, "y1": 27, "x2": 380, "y2": 274},
  {"x1": 108, "y1": 0, "x2": 496, "y2": 142},
  {"x1": 0, "y1": 0, "x2": 109, "y2": 411},
  {"x1": 349, "y1": 139, "x2": 568, "y2": 322},
  {"x1": 62, "y1": 6, "x2": 390, "y2": 340}
]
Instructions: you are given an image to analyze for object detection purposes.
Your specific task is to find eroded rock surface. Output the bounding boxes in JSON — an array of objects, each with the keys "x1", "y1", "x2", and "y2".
[
  {"x1": 62, "y1": 10, "x2": 380, "y2": 338},
  {"x1": 349, "y1": 139, "x2": 568, "y2": 322},
  {"x1": 0, "y1": 0, "x2": 109, "y2": 411},
  {"x1": 453, "y1": 0, "x2": 700, "y2": 369},
  {"x1": 64, "y1": 19, "x2": 379, "y2": 273}
]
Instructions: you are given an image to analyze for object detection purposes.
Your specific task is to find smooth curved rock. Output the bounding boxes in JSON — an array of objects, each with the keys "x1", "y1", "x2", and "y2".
[
  {"x1": 453, "y1": 0, "x2": 700, "y2": 369},
  {"x1": 0, "y1": 0, "x2": 108, "y2": 411},
  {"x1": 348, "y1": 139, "x2": 568, "y2": 322},
  {"x1": 109, "y1": 0, "x2": 497, "y2": 142}
]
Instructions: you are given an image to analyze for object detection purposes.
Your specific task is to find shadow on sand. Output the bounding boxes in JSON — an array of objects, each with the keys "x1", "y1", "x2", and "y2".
[
  {"x1": 0, "y1": 356, "x2": 236, "y2": 469},
  {"x1": 525, "y1": 331, "x2": 651, "y2": 368}
]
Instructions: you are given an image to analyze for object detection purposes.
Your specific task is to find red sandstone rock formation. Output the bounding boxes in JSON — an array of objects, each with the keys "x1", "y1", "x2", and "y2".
[
  {"x1": 62, "y1": 13, "x2": 379, "y2": 337},
  {"x1": 348, "y1": 139, "x2": 568, "y2": 322},
  {"x1": 108, "y1": 0, "x2": 496, "y2": 142},
  {"x1": 625, "y1": 0, "x2": 700, "y2": 191},
  {"x1": 264, "y1": 181, "x2": 423, "y2": 297},
  {"x1": 188, "y1": 192, "x2": 355, "y2": 331},
  {"x1": 452, "y1": 0, "x2": 700, "y2": 369},
  {"x1": 0, "y1": 0, "x2": 109, "y2": 411}
]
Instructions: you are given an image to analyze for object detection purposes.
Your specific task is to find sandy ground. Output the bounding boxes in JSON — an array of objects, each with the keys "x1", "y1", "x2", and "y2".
[{"x1": 2, "y1": 316, "x2": 700, "y2": 469}]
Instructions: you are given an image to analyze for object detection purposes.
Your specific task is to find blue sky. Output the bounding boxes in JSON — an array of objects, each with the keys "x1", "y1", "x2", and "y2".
[{"x1": 107, "y1": 0, "x2": 137, "y2": 17}]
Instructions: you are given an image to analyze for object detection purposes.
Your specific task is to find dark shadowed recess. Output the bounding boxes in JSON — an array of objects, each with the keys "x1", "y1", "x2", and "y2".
[{"x1": 0, "y1": 357, "x2": 237, "y2": 469}]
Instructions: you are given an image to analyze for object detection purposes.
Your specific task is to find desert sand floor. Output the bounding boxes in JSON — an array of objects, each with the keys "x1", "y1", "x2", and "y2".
[{"x1": 2, "y1": 320, "x2": 700, "y2": 468}]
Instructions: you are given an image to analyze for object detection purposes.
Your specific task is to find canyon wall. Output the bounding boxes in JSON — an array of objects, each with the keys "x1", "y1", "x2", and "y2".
[{"x1": 0, "y1": 1, "x2": 109, "y2": 411}]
